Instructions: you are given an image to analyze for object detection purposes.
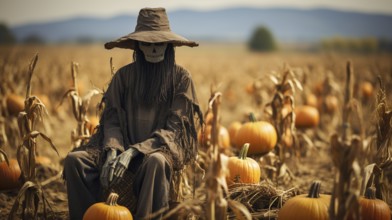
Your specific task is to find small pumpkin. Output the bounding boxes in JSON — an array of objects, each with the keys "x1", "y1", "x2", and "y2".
[
  {"x1": 319, "y1": 95, "x2": 338, "y2": 113},
  {"x1": 83, "y1": 192, "x2": 133, "y2": 220},
  {"x1": 235, "y1": 113, "x2": 277, "y2": 155},
  {"x1": 351, "y1": 187, "x2": 391, "y2": 220},
  {"x1": 0, "y1": 158, "x2": 22, "y2": 190},
  {"x1": 226, "y1": 143, "x2": 261, "y2": 185},
  {"x1": 306, "y1": 93, "x2": 318, "y2": 107},
  {"x1": 198, "y1": 124, "x2": 230, "y2": 149},
  {"x1": 295, "y1": 105, "x2": 320, "y2": 128},
  {"x1": 6, "y1": 94, "x2": 25, "y2": 115},
  {"x1": 245, "y1": 82, "x2": 255, "y2": 95},
  {"x1": 360, "y1": 81, "x2": 374, "y2": 99},
  {"x1": 278, "y1": 180, "x2": 330, "y2": 220}
]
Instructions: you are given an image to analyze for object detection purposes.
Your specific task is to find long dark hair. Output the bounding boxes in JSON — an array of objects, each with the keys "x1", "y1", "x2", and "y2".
[{"x1": 132, "y1": 43, "x2": 175, "y2": 106}]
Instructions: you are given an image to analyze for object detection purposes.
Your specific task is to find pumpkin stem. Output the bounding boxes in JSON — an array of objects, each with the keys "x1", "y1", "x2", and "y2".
[
  {"x1": 249, "y1": 112, "x2": 257, "y2": 122},
  {"x1": 239, "y1": 143, "x2": 250, "y2": 160},
  {"x1": 307, "y1": 180, "x2": 322, "y2": 198},
  {"x1": 106, "y1": 192, "x2": 119, "y2": 206},
  {"x1": 364, "y1": 187, "x2": 376, "y2": 200}
]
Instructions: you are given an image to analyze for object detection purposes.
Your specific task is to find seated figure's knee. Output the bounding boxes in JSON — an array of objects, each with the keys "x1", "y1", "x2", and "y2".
[
  {"x1": 145, "y1": 152, "x2": 167, "y2": 168},
  {"x1": 63, "y1": 151, "x2": 85, "y2": 171}
]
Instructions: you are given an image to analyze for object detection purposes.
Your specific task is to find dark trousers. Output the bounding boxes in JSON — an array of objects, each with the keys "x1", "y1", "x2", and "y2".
[{"x1": 63, "y1": 150, "x2": 171, "y2": 220}]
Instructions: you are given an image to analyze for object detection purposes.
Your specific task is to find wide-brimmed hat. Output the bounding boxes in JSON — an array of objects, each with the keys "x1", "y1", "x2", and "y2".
[{"x1": 104, "y1": 7, "x2": 198, "y2": 50}]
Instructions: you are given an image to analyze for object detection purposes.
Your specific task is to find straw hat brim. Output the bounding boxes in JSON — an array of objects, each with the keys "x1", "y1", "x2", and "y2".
[{"x1": 104, "y1": 31, "x2": 199, "y2": 50}]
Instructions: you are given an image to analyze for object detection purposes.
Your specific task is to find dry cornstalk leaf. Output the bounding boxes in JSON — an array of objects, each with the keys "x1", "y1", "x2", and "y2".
[{"x1": 0, "y1": 148, "x2": 9, "y2": 164}]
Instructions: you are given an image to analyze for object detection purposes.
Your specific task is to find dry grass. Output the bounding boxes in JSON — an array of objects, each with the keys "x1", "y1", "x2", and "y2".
[{"x1": 1, "y1": 43, "x2": 392, "y2": 219}]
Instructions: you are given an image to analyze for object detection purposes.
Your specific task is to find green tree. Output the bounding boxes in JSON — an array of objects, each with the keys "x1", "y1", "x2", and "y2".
[
  {"x1": 248, "y1": 26, "x2": 277, "y2": 52},
  {"x1": 0, "y1": 23, "x2": 16, "y2": 44}
]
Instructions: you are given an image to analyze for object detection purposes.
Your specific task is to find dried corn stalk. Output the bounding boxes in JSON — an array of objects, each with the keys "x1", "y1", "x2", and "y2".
[
  {"x1": 0, "y1": 59, "x2": 22, "y2": 151},
  {"x1": 264, "y1": 64, "x2": 302, "y2": 182},
  {"x1": 317, "y1": 71, "x2": 341, "y2": 132},
  {"x1": 59, "y1": 62, "x2": 101, "y2": 149},
  {"x1": 9, "y1": 54, "x2": 59, "y2": 220},
  {"x1": 161, "y1": 89, "x2": 251, "y2": 220},
  {"x1": 0, "y1": 148, "x2": 9, "y2": 164},
  {"x1": 363, "y1": 76, "x2": 392, "y2": 204},
  {"x1": 329, "y1": 61, "x2": 361, "y2": 220}
]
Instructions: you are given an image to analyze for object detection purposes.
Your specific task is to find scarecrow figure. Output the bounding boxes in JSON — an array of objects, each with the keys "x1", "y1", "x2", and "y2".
[{"x1": 63, "y1": 7, "x2": 202, "y2": 220}]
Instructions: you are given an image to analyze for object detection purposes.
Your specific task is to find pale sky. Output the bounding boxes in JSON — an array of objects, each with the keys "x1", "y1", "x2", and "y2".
[{"x1": 1, "y1": 0, "x2": 392, "y2": 26}]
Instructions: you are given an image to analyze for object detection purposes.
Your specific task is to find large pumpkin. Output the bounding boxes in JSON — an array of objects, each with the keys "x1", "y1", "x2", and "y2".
[
  {"x1": 295, "y1": 105, "x2": 320, "y2": 128},
  {"x1": 83, "y1": 192, "x2": 133, "y2": 220},
  {"x1": 0, "y1": 159, "x2": 22, "y2": 190},
  {"x1": 350, "y1": 187, "x2": 391, "y2": 220},
  {"x1": 226, "y1": 143, "x2": 261, "y2": 185},
  {"x1": 235, "y1": 114, "x2": 277, "y2": 155},
  {"x1": 278, "y1": 181, "x2": 330, "y2": 220}
]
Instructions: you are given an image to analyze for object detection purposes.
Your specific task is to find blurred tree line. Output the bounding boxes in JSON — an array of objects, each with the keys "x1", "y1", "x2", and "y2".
[
  {"x1": 0, "y1": 23, "x2": 46, "y2": 45},
  {"x1": 320, "y1": 37, "x2": 392, "y2": 53}
]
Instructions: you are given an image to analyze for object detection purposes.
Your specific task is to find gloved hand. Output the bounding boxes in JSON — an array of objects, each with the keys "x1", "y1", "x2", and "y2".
[
  {"x1": 100, "y1": 148, "x2": 117, "y2": 189},
  {"x1": 109, "y1": 147, "x2": 139, "y2": 186}
]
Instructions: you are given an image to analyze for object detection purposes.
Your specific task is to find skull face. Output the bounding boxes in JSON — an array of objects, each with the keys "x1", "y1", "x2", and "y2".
[{"x1": 138, "y1": 42, "x2": 168, "y2": 63}]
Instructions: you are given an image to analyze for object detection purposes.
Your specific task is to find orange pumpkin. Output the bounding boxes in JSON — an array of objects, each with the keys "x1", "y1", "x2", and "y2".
[
  {"x1": 361, "y1": 81, "x2": 373, "y2": 99},
  {"x1": 321, "y1": 95, "x2": 339, "y2": 113},
  {"x1": 245, "y1": 82, "x2": 255, "y2": 95},
  {"x1": 83, "y1": 192, "x2": 133, "y2": 220},
  {"x1": 235, "y1": 113, "x2": 277, "y2": 155},
  {"x1": 349, "y1": 187, "x2": 391, "y2": 220},
  {"x1": 306, "y1": 93, "x2": 318, "y2": 107},
  {"x1": 226, "y1": 143, "x2": 261, "y2": 185},
  {"x1": 295, "y1": 105, "x2": 320, "y2": 128},
  {"x1": 0, "y1": 159, "x2": 22, "y2": 190},
  {"x1": 6, "y1": 94, "x2": 25, "y2": 115},
  {"x1": 198, "y1": 124, "x2": 230, "y2": 149},
  {"x1": 278, "y1": 181, "x2": 330, "y2": 220}
]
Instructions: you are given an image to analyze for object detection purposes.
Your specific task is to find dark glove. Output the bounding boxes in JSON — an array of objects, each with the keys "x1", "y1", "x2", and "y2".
[
  {"x1": 110, "y1": 147, "x2": 139, "y2": 186},
  {"x1": 100, "y1": 148, "x2": 117, "y2": 189}
]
